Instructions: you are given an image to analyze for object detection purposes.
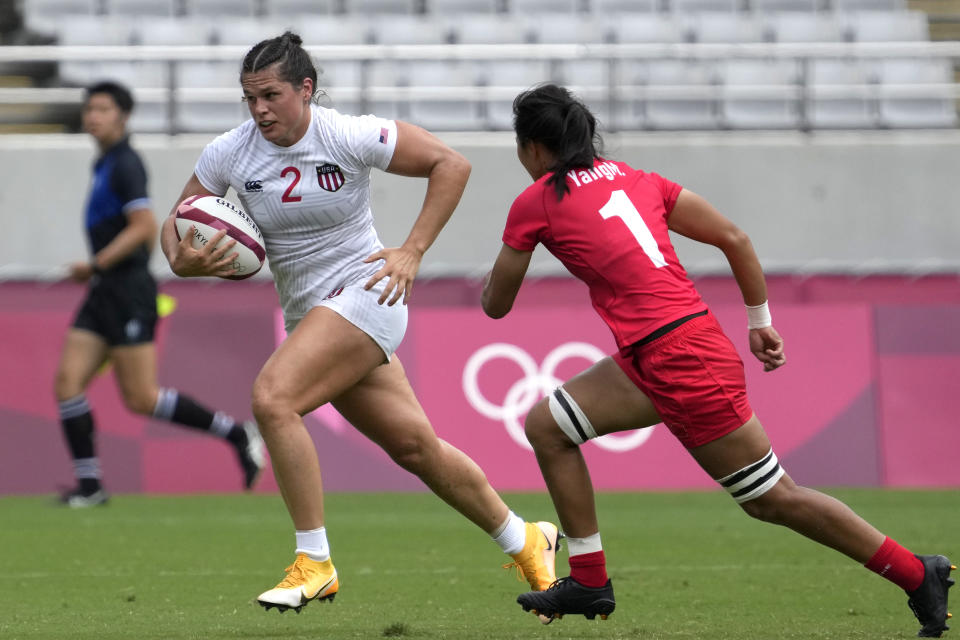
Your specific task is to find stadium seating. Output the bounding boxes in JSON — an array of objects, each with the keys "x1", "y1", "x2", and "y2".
[
  {"x1": 608, "y1": 13, "x2": 688, "y2": 43},
  {"x1": 369, "y1": 14, "x2": 451, "y2": 43},
  {"x1": 644, "y1": 59, "x2": 721, "y2": 129},
  {"x1": 508, "y1": 0, "x2": 580, "y2": 14},
  {"x1": 23, "y1": 0, "x2": 100, "y2": 18},
  {"x1": 670, "y1": 0, "x2": 741, "y2": 13},
  {"x1": 482, "y1": 59, "x2": 555, "y2": 128},
  {"x1": 833, "y1": 0, "x2": 906, "y2": 10},
  {"x1": 769, "y1": 13, "x2": 846, "y2": 42},
  {"x1": 211, "y1": 17, "x2": 293, "y2": 45},
  {"x1": 872, "y1": 58, "x2": 959, "y2": 127},
  {"x1": 427, "y1": 0, "x2": 501, "y2": 13},
  {"x1": 526, "y1": 13, "x2": 607, "y2": 43},
  {"x1": 806, "y1": 58, "x2": 875, "y2": 128},
  {"x1": 592, "y1": 0, "x2": 659, "y2": 11},
  {"x1": 134, "y1": 17, "x2": 212, "y2": 45},
  {"x1": 406, "y1": 60, "x2": 486, "y2": 129},
  {"x1": 345, "y1": 0, "x2": 419, "y2": 14},
  {"x1": 689, "y1": 12, "x2": 768, "y2": 42},
  {"x1": 264, "y1": 0, "x2": 338, "y2": 15},
  {"x1": 15, "y1": 0, "x2": 958, "y2": 132},
  {"x1": 751, "y1": 0, "x2": 819, "y2": 12},
  {"x1": 846, "y1": 10, "x2": 929, "y2": 41},
  {"x1": 183, "y1": 0, "x2": 260, "y2": 17},
  {"x1": 107, "y1": 0, "x2": 179, "y2": 17},
  {"x1": 449, "y1": 13, "x2": 529, "y2": 43},
  {"x1": 721, "y1": 59, "x2": 802, "y2": 128}
]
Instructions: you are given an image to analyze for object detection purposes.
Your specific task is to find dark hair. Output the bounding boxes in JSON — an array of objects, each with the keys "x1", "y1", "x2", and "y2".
[
  {"x1": 512, "y1": 84, "x2": 602, "y2": 201},
  {"x1": 85, "y1": 81, "x2": 134, "y2": 114},
  {"x1": 241, "y1": 31, "x2": 317, "y2": 96}
]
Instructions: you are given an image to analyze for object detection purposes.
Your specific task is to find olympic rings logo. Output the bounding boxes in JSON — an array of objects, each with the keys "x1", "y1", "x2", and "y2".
[{"x1": 462, "y1": 342, "x2": 655, "y2": 452}]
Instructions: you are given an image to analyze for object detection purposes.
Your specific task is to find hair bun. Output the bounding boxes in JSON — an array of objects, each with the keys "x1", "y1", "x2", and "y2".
[{"x1": 281, "y1": 31, "x2": 303, "y2": 46}]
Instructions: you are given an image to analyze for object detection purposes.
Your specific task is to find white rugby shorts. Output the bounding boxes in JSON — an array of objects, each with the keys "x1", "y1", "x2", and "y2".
[{"x1": 284, "y1": 278, "x2": 408, "y2": 361}]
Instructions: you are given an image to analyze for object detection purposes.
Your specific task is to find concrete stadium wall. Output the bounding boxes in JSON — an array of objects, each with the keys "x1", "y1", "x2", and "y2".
[{"x1": 2, "y1": 130, "x2": 960, "y2": 279}]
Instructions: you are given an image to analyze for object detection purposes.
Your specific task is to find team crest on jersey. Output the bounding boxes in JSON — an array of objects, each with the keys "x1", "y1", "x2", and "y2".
[{"x1": 316, "y1": 164, "x2": 345, "y2": 192}]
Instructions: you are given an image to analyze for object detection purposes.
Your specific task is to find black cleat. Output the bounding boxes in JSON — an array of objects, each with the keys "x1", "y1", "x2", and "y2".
[
  {"x1": 59, "y1": 485, "x2": 109, "y2": 508},
  {"x1": 517, "y1": 576, "x2": 615, "y2": 622},
  {"x1": 908, "y1": 554, "x2": 955, "y2": 638},
  {"x1": 235, "y1": 421, "x2": 266, "y2": 491}
]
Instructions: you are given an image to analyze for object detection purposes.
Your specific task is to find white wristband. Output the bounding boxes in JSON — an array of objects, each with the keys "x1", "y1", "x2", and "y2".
[{"x1": 746, "y1": 301, "x2": 772, "y2": 330}]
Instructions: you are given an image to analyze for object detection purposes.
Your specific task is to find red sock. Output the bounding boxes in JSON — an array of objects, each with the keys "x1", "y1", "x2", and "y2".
[
  {"x1": 569, "y1": 550, "x2": 608, "y2": 588},
  {"x1": 864, "y1": 536, "x2": 925, "y2": 592}
]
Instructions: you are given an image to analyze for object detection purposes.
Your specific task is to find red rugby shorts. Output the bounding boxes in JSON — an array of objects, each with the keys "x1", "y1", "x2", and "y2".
[{"x1": 613, "y1": 311, "x2": 753, "y2": 448}]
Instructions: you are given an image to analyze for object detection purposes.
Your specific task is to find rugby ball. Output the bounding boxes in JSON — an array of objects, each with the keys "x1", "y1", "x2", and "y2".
[{"x1": 175, "y1": 195, "x2": 265, "y2": 280}]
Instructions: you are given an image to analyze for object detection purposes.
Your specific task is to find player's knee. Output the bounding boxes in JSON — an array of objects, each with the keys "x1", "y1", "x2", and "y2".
[
  {"x1": 121, "y1": 389, "x2": 157, "y2": 415},
  {"x1": 738, "y1": 482, "x2": 799, "y2": 524},
  {"x1": 523, "y1": 400, "x2": 558, "y2": 449},
  {"x1": 53, "y1": 367, "x2": 82, "y2": 401},
  {"x1": 385, "y1": 434, "x2": 432, "y2": 475},
  {"x1": 250, "y1": 376, "x2": 287, "y2": 429},
  {"x1": 739, "y1": 492, "x2": 778, "y2": 522},
  {"x1": 250, "y1": 391, "x2": 277, "y2": 430}
]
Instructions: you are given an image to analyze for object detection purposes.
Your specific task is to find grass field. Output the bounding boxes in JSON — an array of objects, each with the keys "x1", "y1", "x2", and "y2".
[{"x1": 1, "y1": 489, "x2": 957, "y2": 640}]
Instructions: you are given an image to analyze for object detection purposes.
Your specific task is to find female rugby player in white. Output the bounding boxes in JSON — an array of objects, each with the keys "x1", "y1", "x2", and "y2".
[{"x1": 159, "y1": 32, "x2": 558, "y2": 613}]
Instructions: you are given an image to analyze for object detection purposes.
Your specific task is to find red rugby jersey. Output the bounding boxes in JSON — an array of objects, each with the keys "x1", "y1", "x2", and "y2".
[{"x1": 502, "y1": 158, "x2": 707, "y2": 349}]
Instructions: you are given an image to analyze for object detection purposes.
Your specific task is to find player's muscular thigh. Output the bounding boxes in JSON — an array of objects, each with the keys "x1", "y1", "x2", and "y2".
[{"x1": 562, "y1": 357, "x2": 660, "y2": 437}]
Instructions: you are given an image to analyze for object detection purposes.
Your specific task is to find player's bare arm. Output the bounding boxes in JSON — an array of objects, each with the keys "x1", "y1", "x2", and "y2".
[
  {"x1": 668, "y1": 188, "x2": 785, "y2": 371},
  {"x1": 482, "y1": 244, "x2": 533, "y2": 319},
  {"x1": 160, "y1": 173, "x2": 239, "y2": 278},
  {"x1": 364, "y1": 120, "x2": 471, "y2": 305},
  {"x1": 70, "y1": 207, "x2": 158, "y2": 281}
]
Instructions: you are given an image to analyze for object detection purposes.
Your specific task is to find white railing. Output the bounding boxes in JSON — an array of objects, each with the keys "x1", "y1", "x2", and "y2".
[{"x1": 2, "y1": 42, "x2": 959, "y2": 131}]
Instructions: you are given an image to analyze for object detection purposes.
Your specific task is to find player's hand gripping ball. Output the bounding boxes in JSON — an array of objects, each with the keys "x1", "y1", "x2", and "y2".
[{"x1": 174, "y1": 195, "x2": 265, "y2": 280}]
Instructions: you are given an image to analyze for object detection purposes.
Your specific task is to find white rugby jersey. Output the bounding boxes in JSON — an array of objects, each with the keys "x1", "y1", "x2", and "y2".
[{"x1": 194, "y1": 104, "x2": 398, "y2": 324}]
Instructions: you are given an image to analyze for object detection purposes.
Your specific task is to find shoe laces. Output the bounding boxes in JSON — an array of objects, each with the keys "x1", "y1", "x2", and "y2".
[
  {"x1": 502, "y1": 560, "x2": 526, "y2": 584},
  {"x1": 503, "y1": 555, "x2": 552, "y2": 589},
  {"x1": 544, "y1": 577, "x2": 566, "y2": 591},
  {"x1": 277, "y1": 555, "x2": 318, "y2": 589}
]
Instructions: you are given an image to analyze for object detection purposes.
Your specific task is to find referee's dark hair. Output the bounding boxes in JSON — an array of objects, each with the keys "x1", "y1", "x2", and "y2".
[
  {"x1": 85, "y1": 81, "x2": 135, "y2": 114},
  {"x1": 513, "y1": 83, "x2": 603, "y2": 202}
]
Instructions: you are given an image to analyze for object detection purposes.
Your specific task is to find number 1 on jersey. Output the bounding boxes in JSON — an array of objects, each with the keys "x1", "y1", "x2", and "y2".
[{"x1": 599, "y1": 190, "x2": 667, "y2": 268}]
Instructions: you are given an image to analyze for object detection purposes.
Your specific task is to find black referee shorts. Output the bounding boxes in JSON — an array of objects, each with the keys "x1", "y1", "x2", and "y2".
[{"x1": 72, "y1": 268, "x2": 158, "y2": 346}]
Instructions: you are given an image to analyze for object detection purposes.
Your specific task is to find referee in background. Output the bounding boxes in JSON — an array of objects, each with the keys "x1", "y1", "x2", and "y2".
[{"x1": 53, "y1": 81, "x2": 266, "y2": 507}]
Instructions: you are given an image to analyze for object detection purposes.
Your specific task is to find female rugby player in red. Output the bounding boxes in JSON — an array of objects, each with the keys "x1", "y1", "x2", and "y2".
[{"x1": 481, "y1": 83, "x2": 953, "y2": 637}]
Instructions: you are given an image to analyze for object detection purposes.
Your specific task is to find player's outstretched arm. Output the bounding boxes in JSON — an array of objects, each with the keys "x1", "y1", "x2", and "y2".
[
  {"x1": 161, "y1": 173, "x2": 238, "y2": 278},
  {"x1": 481, "y1": 244, "x2": 533, "y2": 319},
  {"x1": 364, "y1": 121, "x2": 471, "y2": 306},
  {"x1": 667, "y1": 188, "x2": 785, "y2": 371}
]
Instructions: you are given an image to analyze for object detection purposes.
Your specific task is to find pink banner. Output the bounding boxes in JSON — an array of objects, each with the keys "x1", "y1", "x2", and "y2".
[
  {"x1": 2, "y1": 277, "x2": 959, "y2": 494},
  {"x1": 403, "y1": 304, "x2": 876, "y2": 490}
]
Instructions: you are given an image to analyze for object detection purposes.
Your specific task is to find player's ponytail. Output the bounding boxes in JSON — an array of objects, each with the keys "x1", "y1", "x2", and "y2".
[
  {"x1": 512, "y1": 84, "x2": 603, "y2": 201},
  {"x1": 241, "y1": 31, "x2": 319, "y2": 101}
]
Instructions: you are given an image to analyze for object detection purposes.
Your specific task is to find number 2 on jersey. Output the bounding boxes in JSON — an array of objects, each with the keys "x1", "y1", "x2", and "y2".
[
  {"x1": 281, "y1": 166, "x2": 302, "y2": 203},
  {"x1": 599, "y1": 190, "x2": 667, "y2": 268}
]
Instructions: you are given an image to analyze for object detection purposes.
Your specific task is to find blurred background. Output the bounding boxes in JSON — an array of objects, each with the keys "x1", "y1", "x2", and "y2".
[{"x1": 1, "y1": 0, "x2": 959, "y2": 495}]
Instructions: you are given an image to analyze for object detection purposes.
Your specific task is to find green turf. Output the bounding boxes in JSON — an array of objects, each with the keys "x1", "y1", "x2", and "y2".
[{"x1": 1, "y1": 489, "x2": 957, "y2": 639}]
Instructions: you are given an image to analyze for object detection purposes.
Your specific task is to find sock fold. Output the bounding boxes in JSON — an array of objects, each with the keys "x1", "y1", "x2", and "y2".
[{"x1": 570, "y1": 549, "x2": 608, "y2": 588}]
